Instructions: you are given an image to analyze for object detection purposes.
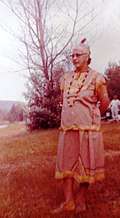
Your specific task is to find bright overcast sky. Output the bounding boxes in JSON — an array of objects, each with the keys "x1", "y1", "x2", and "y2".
[{"x1": 0, "y1": 0, "x2": 120, "y2": 101}]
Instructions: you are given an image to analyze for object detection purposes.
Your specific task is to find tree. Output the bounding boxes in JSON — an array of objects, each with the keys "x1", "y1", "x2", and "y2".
[
  {"x1": 7, "y1": 103, "x2": 24, "y2": 122},
  {"x1": 25, "y1": 65, "x2": 63, "y2": 130},
  {"x1": 1, "y1": 0, "x2": 99, "y2": 129},
  {"x1": 105, "y1": 62, "x2": 120, "y2": 100}
]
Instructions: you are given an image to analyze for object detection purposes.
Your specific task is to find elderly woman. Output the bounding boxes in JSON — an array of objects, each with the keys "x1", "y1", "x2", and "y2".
[{"x1": 53, "y1": 39, "x2": 109, "y2": 214}]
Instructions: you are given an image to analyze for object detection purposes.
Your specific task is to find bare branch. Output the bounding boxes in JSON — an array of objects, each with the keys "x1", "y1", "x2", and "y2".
[{"x1": 48, "y1": 0, "x2": 79, "y2": 67}]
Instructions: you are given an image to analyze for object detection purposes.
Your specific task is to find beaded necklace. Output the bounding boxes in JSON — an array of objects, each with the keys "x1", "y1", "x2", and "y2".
[{"x1": 67, "y1": 70, "x2": 89, "y2": 107}]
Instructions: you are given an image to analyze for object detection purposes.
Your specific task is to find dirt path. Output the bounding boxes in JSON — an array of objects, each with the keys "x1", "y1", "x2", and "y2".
[{"x1": 0, "y1": 122, "x2": 27, "y2": 139}]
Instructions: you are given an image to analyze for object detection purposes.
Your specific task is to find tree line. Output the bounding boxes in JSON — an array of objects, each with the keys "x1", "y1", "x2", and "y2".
[{"x1": 0, "y1": 103, "x2": 25, "y2": 122}]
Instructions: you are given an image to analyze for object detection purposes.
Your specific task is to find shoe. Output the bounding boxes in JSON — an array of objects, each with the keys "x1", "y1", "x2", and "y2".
[
  {"x1": 51, "y1": 199, "x2": 75, "y2": 214},
  {"x1": 75, "y1": 202, "x2": 86, "y2": 214},
  {"x1": 75, "y1": 193, "x2": 87, "y2": 214}
]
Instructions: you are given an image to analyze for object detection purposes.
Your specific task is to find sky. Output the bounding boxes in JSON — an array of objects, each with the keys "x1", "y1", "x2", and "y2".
[
  {"x1": 0, "y1": 0, "x2": 120, "y2": 101},
  {"x1": 90, "y1": 0, "x2": 120, "y2": 71},
  {"x1": 0, "y1": 1, "x2": 26, "y2": 102}
]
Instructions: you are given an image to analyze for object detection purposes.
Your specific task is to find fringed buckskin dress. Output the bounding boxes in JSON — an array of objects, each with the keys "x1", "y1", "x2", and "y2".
[{"x1": 55, "y1": 68, "x2": 108, "y2": 184}]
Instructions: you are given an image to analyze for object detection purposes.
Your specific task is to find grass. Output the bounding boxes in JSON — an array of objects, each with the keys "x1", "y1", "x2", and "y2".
[
  {"x1": 0, "y1": 121, "x2": 119, "y2": 218},
  {"x1": 102, "y1": 121, "x2": 120, "y2": 150}
]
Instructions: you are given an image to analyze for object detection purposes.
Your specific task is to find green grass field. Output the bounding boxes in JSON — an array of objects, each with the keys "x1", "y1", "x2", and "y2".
[{"x1": 0, "y1": 122, "x2": 120, "y2": 218}]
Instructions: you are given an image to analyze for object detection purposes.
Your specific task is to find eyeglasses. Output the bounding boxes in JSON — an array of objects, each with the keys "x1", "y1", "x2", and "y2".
[{"x1": 70, "y1": 53, "x2": 87, "y2": 58}]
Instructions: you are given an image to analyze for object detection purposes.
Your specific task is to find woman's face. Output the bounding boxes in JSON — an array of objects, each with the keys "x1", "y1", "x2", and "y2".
[{"x1": 71, "y1": 48, "x2": 89, "y2": 70}]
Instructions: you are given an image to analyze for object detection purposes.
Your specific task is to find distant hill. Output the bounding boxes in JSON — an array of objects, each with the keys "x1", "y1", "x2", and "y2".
[{"x1": 0, "y1": 100, "x2": 23, "y2": 112}]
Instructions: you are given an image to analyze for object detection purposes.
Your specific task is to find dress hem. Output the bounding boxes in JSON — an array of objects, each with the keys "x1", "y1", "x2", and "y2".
[
  {"x1": 59, "y1": 125, "x2": 101, "y2": 132},
  {"x1": 55, "y1": 170, "x2": 105, "y2": 184}
]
